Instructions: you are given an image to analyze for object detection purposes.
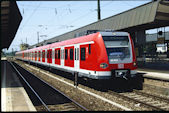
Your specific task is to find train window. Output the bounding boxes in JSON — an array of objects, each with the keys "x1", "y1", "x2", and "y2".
[
  {"x1": 80, "y1": 48, "x2": 85, "y2": 61},
  {"x1": 47, "y1": 50, "x2": 50, "y2": 59},
  {"x1": 70, "y1": 48, "x2": 73, "y2": 60},
  {"x1": 55, "y1": 49, "x2": 57, "y2": 59},
  {"x1": 48, "y1": 50, "x2": 51, "y2": 59},
  {"x1": 61, "y1": 50, "x2": 62, "y2": 59},
  {"x1": 35, "y1": 51, "x2": 37, "y2": 58},
  {"x1": 39, "y1": 51, "x2": 41, "y2": 58},
  {"x1": 89, "y1": 44, "x2": 91, "y2": 54},
  {"x1": 42, "y1": 51, "x2": 45, "y2": 58},
  {"x1": 47, "y1": 51, "x2": 48, "y2": 58},
  {"x1": 48, "y1": 51, "x2": 50, "y2": 58},
  {"x1": 62, "y1": 49, "x2": 64, "y2": 59},
  {"x1": 58, "y1": 50, "x2": 60, "y2": 59},
  {"x1": 61, "y1": 50, "x2": 63, "y2": 59},
  {"x1": 44, "y1": 51, "x2": 45, "y2": 58},
  {"x1": 49, "y1": 50, "x2": 52, "y2": 58},
  {"x1": 77, "y1": 48, "x2": 79, "y2": 60},
  {"x1": 65, "y1": 49, "x2": 68, "y2": 60},
  {"x1": 75, "y1": 48, "x2": 76, "y2": 60}
]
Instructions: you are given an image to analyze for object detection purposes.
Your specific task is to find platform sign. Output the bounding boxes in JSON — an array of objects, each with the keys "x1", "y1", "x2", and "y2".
[{"x1": 157, "y1": 37, "x2": 165, "y2": 44}]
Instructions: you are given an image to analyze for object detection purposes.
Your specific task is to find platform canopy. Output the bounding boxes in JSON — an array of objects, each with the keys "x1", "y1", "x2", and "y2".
[
  {"x1": 32, "y1": 0, "x2": 169, "y2": 48},
  {"x1": 1, "y1": 1, "x2": 22, "y2": 50}
]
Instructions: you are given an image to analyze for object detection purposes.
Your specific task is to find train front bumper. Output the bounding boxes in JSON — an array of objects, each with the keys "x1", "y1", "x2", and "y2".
[{"x1": 111, "y1": 69, "x2": 137, "y2": 79}]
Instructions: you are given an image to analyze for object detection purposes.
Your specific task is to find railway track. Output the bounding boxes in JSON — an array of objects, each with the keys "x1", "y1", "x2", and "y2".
[
  {"x1": 13, "y1": 60, "x2": 169, "y2": 111},
  {"x1": 108, "y1": 90, "x2": 169, "y2": 111},
  {"x1": 9, "y1": 61, "x2": 88, "y2": 111}
]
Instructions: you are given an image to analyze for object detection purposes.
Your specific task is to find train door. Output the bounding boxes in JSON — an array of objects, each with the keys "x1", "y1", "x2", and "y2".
[
  {"x1": 42, "y1": 50, "x2": 45, "y2": 63},
  {"x1": 61, "y1": 47, "x2": 64, "y2": 67},
  {"x1": 48, "y1": 49, "x2": 52, "y2": 64},
  {"x1": 38, "y1": 51, "x2": 41, "y2": 62},
  {"x1": 45, "y1": 49, "x2": 47, "y2": 65},
  {"x1": 52, "y1": 48, "x2": 55, "y2": 66},
  {"x1": 74, "y1": 44, "x2": 80, "y2": 70},
  {"x1": 35, "y1": 51, "x2": 37, "y2": 61}
]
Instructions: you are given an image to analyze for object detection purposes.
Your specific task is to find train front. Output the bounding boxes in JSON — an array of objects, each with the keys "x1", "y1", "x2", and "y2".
[{"x1": 100, "y1": 32, "x2": 137, "y2": 80}]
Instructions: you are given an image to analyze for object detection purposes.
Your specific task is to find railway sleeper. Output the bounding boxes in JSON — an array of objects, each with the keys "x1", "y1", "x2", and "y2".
[
  {"x1": 134, "y1": 96, "x2": 147, "y2": 100},
  {"x1": 146, "y1": 101, "x2": 160, "y2": 104},
  {"x1": 154, "y1": 103, "x2": 168, "y2": 107}
]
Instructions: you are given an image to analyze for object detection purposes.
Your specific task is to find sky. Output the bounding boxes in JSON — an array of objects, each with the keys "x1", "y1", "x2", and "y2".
[{"x1": 6, "y1": 0, "x2": 169, "y2": 52}]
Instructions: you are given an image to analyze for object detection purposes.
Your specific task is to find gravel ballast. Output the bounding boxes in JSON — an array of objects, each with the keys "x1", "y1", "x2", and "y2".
[{"x1": 14, "y1": 60, "x2": 168, "y2": 111}]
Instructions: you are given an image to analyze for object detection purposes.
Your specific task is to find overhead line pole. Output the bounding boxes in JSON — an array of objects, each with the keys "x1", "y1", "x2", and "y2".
[
  {"x1": 97, "y1": 0, "x2": 101, "y2": 21},
  {"x1": 37, "y1": 32, "x2": 39, "y2": 45}
]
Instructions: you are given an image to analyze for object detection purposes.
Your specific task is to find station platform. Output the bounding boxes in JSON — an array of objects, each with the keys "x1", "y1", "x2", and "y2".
[
  {"x1": 137, "y1": 61, "x2": 169, "y2": 81},
  {"x1": 1, "y1": 60, "x2": 36, "y2": 111}
]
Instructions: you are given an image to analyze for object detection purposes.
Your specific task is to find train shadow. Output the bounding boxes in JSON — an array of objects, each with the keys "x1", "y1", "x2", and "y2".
[{"x1": 29, "y1": 62, "x2": 144, "y2": 93}]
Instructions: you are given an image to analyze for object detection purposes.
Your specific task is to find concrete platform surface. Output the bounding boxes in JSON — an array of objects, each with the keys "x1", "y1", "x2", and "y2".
[
  {"x1": 136, "y1": 70, "x2": 169, "y2": 81},
  {"x1": 1, "y1": 60, "x2": 36, "y2": 111}
]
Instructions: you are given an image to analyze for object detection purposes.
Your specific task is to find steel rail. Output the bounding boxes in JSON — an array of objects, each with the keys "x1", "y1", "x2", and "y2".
[
  {"x1": 108, "y1": 90, "x2": 166, "y2": 111},
  {"x1": 133, "y1": 89, "x2": 169, "y2": 103},
  {"x1": 9, "y1": 61, "x2": 50, "y2": 111},
  {"x1": 12, "y1": 61, "x2": 88, "y2": 111}
]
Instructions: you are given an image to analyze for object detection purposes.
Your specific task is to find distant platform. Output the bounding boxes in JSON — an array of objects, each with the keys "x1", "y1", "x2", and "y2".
[{"x1": 136, "y1": 69, "x2": 169, "y2": 81}]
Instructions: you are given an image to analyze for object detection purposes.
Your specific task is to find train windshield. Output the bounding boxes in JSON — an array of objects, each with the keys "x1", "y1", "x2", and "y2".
[{"x1": 103, "y1": 36, "x2": 132, "y2": 64}]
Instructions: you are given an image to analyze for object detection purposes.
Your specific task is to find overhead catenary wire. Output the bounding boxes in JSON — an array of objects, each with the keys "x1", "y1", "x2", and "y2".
[
  {"x1": 41, "y1": 1, "x2": 115, "y2": 38},
  {"x1": 14, "y1": 2, "x2": 42, "y2": 48},
  {"x1": 14, "y1": 1, "x2": 154, "y2": 49},
  {"x1": 21, "y1": 2, "x2": 42, "y2": 31}
]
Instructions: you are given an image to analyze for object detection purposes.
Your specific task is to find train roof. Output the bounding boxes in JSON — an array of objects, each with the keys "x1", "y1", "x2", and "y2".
[
  {"x1": 50, "y1": 32, "x2": 100, "y2": 48},
  {"x1": 16, "y1": 31, "x2": 129, "y2": 53},
  {"x1": 100, "y1": 31, "x2": 129, "y2": 36}
]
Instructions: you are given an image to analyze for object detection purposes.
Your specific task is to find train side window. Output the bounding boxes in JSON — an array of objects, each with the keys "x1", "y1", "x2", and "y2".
[
  {"x1": 58, "y1": 50, "x2": 60, "y2": 59},
  {"x1": 49, "y1": 50, "x2": 52, "y2": 59},
  {"x1": 47, "y1": 50, "x2": 50, "y2": 59},
  {"x1": 39, "y1": 51, "x2": 41, "y2": 58},
  {"x1": 50, "y1": 50, "x2": 52, "y2": 59},
  {"x1": 61, "y1": 50, "x2": 63, "y2": 59},
  {"x1": 80, "y1": 48, "x2": 85, "y2": 61},
  {"x1": 75, "y1": 48, "x2": 76, "y2": 60},
  {"x1": 49, "y1": 50, "x2": 51, "y2": 58},
  {"x1": 89, "y1": 44, "x2": 91, "y2": 54},
  {"x1": 44, "y1": 51, "x2": 45, "y2": 58},
  {"x1": 63, "y1": 49, "x2": 64, "y2": 59},
  {"x1": 65, "y1": 49, "x2": 68, "y2": 60},
  {"x1": 61, "y1": 50, "x2": 62, "y2": 59},
  {"x1": 41, "y1": 51, "x2": 43, "y2": 58},
  {"x1": 55, "y1": 49, "x2": 57, "y2": 59},
  {"x1": 42, "y1": 51, "x2": 45, "y2": 58},
  {"x1": 49, "y1": 50, "x2": 51, "y2": 59},
  {"x1": 70, "y1": 48, "x2": 73, "y2": 60},
  {"x1": 47, "y1": 51, "x2": 48, "y2": 58},
  {"x1": 77, "y1": 48, "x2": 79, "y2": 60},
  {"x1": 35, "y1": 52, "x2": 36, "y2": 59},
  {"x1": 47, "y1": 50, "x2": 50, "y2": 58}
]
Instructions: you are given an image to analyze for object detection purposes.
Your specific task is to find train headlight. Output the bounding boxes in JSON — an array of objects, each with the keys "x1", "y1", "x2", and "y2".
[
  {"x1": 100, "y1": 63, "x2": 108, "y2": 69},
  {"x1": 133, "y1": 61, "x2": 137, "y2": 67}
]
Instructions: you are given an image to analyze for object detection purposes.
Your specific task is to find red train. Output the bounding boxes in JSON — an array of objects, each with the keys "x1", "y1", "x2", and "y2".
[{"x1": 15, "y1": 31, "x2": 137, "y2": 80}]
